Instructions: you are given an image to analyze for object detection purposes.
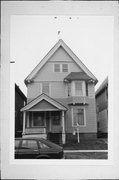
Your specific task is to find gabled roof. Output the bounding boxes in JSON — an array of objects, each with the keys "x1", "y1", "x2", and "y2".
[
  {"x1": 21, "y1": 93, "x2": 67, "y2": 112},
  {"x1": 15, "y1": 83, "x2": 27, "y2": 102},
  {"x1": 25, "y1": 39, "x2": 98, "y2": 85},
  {"x1": 95, "y1": 77, "x2": 108, "y2": 96},
  {"x1": 64, "y1": 72, "x2": 93, "y2": 82}
]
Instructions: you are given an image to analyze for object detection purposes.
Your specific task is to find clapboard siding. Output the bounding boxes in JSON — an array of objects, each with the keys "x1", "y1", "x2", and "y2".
[{"x1": 88, "y1": 83, "x2": 95, "y2": 98}]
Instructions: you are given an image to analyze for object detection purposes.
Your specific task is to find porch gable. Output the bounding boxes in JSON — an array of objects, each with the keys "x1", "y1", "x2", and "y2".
[
  {"x1": 29, "y1": 99, "x2": 58, "y2": 111},
  {"x1": 21, "y1": 93, "x2": 67, "y2": 112}
]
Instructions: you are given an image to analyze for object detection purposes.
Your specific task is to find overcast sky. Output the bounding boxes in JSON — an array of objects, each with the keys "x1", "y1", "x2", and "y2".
[{"x1": 10, "y1": 15, "x2": 113, "y2": 96}]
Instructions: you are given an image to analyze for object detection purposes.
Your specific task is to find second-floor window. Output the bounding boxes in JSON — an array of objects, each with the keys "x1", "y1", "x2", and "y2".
[
  {"x1": 42, "y1": 82, "x2": 50, "y2": 95},
  {"x1": 54, "y1": 64, "x2": 60, "y2": 72},
  {"x1": 62, "y1": 64, "x2": 68, "y2": 72},
  {"x1": 75, "y1": 81, "x2": 83, "y2": 96},
  {"x1": 54, "y1": 63, "x2": 68, "y2": 72}
]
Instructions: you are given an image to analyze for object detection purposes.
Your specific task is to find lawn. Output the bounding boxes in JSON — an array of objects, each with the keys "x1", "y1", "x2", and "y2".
[
  {"x1": 64, "y1": 152, "x2": 108, "y2": 159},
  {"x1": 63, "y1": 138, "x2": 108, "y2": 150}
]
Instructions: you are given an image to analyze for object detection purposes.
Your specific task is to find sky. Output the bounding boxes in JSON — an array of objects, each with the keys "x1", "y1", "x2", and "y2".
[{"x1": 10, "y1": 15, "x2": 113, "y2": 96}]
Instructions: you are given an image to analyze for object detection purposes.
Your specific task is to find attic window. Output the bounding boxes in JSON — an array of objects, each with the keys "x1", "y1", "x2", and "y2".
[
  {"x1": 54, "y1": 64, "x2": 60, "y2": 72},
  {"x1": 62, "y1": 64, "x2": 68, "y2": 72}
]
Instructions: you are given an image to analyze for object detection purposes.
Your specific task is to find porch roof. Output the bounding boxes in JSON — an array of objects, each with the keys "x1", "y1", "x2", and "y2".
[{"x1": 21, "y1": 93, "x2": 67, "y2": 112}]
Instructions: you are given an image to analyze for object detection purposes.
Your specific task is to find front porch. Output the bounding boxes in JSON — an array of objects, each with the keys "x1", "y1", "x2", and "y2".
[{"x1": 21, "y1": 94, "x2": 67, "y2": 144}]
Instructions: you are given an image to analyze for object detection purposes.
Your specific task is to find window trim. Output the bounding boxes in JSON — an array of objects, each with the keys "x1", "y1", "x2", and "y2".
[{"x1": 71, "y1": 107, "x2": 86, "y2": 127}]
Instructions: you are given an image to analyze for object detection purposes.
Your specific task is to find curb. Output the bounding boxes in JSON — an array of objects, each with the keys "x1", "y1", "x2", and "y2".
[{"x1": 64, "y1": 150, "x2": 108, "y2": 153}]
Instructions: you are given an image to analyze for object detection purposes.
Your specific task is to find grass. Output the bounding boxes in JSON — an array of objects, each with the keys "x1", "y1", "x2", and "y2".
[
  {"x1": 65, "y1": 152, "x2": 108, "y2": 159},
  {"x1": 63, "y1": 138, "x2": 108, "y2": 150}
]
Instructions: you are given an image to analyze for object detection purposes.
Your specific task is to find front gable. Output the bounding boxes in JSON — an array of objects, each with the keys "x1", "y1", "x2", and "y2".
[
  {"x1": 48, "y1": 46, "x2": 76, "y2": 62},
  {"x1": 30, "y1": 99, "x2": 58, "y2": 111},
  {"x1": 21, "y1": 93, "x2": 67, "y2": 112},
  {"x1": 25, "y1": 39, "x2": 98, "y2": 85}
]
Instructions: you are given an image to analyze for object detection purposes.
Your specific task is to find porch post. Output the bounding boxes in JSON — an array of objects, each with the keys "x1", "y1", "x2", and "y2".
[
  {"x1": 22, "y1": 111, "x2": 26, "y2": 136},
  {"x1": 62, "y1": 110, "x2": 66, "y2": 144}
]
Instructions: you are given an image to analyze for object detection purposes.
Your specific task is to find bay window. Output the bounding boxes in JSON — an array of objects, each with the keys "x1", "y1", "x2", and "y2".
[{"x1": 72, "y1": 81, "x2": 86, "y2": 96}]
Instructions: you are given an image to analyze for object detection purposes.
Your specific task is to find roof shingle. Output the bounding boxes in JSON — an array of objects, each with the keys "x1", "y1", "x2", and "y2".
[{"x1": 64, "y1": 72, "x2": 93, "y2": 82}]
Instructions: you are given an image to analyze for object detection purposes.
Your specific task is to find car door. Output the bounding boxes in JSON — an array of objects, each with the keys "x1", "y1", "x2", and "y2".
[{"x1": 17, "y1": 139, "x2": 39, "y2": 159}]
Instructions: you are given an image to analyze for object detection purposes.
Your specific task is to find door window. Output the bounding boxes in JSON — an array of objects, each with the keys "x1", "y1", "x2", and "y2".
[{"x1": 51, "y1": 111, "x2": 60, "y2": 125}]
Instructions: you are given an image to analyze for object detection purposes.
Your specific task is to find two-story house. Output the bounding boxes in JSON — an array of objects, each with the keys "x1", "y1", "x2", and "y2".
[
  {"x1": 21, "y1": 39, "x2": 98, "y2": 144},
  {"x1": 95, "y1": 77, "x2": 108, "y2": 138}
]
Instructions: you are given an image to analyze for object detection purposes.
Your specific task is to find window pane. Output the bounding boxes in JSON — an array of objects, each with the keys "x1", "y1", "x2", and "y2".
[
  {"x1": 54, "y1": 64, "x2": 60, "y2": 72},
  {"x1": 75, "y1": 81, "x2": 83, "y2": 96},
  {"x1": 42, "y1": 82, "x2": 49, "y2": 95},
  {"x1": 77, "y1": 109, "x2": 84, "y2": 125},
  {"x1": 33, "y1": 112, "x2": 45, "y2": 127},
  {"x1": 21, "y1": 140, "x2": 38, "y2": 150},
  {"x1": 62, "y1": 64, "x2": 68, "y2": 72},
  {"x1": 73, "y1": 108, "x2": 84, "y2": 126}
]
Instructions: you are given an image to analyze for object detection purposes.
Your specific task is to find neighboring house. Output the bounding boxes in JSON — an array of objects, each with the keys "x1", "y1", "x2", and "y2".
[
  {"x1": 21, "y1": 39, "x2": 98, "y2": 144},
  {"x1": 95, "y1": 77, "x2": 108, "y2": 138},
  {"x1": 15, "y1": 84, "x2": 27, "y2": 137}
]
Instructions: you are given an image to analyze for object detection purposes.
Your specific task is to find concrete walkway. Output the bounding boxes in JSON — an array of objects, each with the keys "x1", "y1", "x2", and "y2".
[{"x1": 64, "y1": 149, "x2": 108, "y2": 153}]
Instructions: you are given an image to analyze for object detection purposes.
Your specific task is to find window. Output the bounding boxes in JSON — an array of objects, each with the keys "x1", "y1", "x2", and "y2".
[
  {"x1": 51, "y1": 111, "x2": 60, "y2": 125},
  {"x1": 21, "y1": 140, "x2": 38, "y2": 150},
  {"x1": 33, "y1": 112, "x2": 45, "y2": 127},
  {"x1": 75, "y1": 81, "x2": 83, "y2": 96},
  {"x1": 72, "y1": 108, "x2": 85, "y2": 126},
  {"x1": 39, "y1": 141, "x2": 50, "y2": 149},
  {"x1": 42, "y1": 82, "x2": 49, "y2": 95},
  {"x1": 62, "y1": 64, "x2": 68, "y2": 72},
  {"x1": 54, "y1": 64, "x2": 60, "y2": 72}
]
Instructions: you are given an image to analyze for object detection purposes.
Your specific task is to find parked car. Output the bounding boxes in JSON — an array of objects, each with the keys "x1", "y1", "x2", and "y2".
[{"x1": 15, "y1": 137, "x2": 64, "y2": 159}]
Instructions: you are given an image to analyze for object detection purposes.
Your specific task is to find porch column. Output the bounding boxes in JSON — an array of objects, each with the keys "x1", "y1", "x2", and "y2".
[
  {"x1": 62, "y1": 110, "x2": 66, "y2": 144},
  {"x1": 22, "y1": 111, "x2": 26, "y2": 136}
]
